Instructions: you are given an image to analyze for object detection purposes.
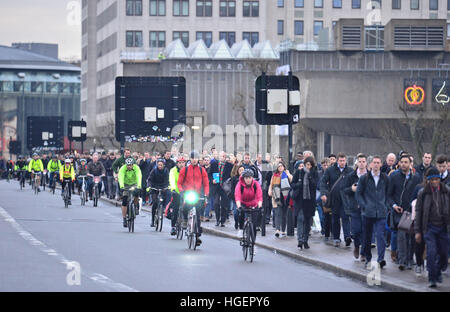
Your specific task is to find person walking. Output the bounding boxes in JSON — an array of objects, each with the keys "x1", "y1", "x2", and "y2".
[
  {"x1": 291, "y1": 157, "x2": 319, "y2": 249},
  {"x1": 356, "y1": 156, "x2": 390, "y2": 270},
  {"x1": 320, "y1": 153, "x2": 353, "y2": 247},
  {"x1": 414, "y1": 152, "x2": 434, "y2": 180},
  {"x1": 268, "y1": 162, "x2": 293, "y2": 237},
  {"x1": 414, "y1": 167, "x2": 449, "y2": 288},
  {"x1": 388, "y1": 154, "x2": 422, "y2": 270}
]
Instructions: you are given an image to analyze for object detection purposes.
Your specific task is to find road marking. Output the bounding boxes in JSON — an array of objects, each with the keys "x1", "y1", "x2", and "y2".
[{"x1": 0, "y1": 206, "x2": 138, "y2": 292}]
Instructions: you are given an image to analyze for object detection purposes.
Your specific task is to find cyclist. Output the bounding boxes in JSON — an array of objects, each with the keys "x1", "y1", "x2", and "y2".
[
  {"x1": 177, "y1": 151, "x2": 210, "y2": 246},
  {"x1": 41, "y1": 153, "x2": 50, "y2": 187},
  {"x1": 169, "y1": 156, "x2": 186, "y2": 235},
  {"x1": 118, "y1": 157, "x2": 142, "y2": 228},
  {"x1": 47, "y1": 154, "x2": 61, "y2": 190},
  {"x1": 6, "y1": 158, "x2": 14, "y2": 180},
  {"x1": 87, "y1": 153, "x2": 106, "y2": 200},
  {"x1": 14, "y1": 155, "x2": 28, "y2": 187},
  {"x1": 28, "y1": 153, "x2": 44, "y2": 192},
  {"x1": 76, "y1": 158, "x2": 89, "y2": 200},
  {"x1": 147, "y1": 158, "x2": 170, "y2": 227},
  {"x1": 234, "y1": 169, "x2": 263, "y2": 238},
  {"x1": 60, "y1": 159, "x2": 75, "y2": 204}
]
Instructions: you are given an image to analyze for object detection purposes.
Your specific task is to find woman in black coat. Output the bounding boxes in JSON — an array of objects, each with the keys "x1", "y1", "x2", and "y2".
[{"x1": 291, "y1": 157, "x2": 319, "y2": 250}]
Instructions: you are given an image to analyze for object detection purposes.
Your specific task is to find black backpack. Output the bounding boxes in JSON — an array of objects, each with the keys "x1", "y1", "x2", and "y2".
[{"x1": 240, "y1": 183, "x2": 257, "y2": 195}]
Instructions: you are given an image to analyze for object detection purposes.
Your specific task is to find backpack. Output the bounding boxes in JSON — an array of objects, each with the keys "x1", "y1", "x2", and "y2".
[
  {"x1": 240, "y1": 182, "x2": 257, "y2": 196},
  {"x1": 185, "y1": 165, "x2": 207, "y2": 194}
]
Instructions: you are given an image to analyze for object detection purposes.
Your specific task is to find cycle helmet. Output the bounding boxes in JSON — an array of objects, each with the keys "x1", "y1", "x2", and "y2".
[
  {"x1": 65, "y1": 159, "x2": 71, "y2": 164},
  {"x1": 52, "y1": 154, "x2": 57, "y2": 159},
  {"x1": 80, "y1": 158, "x2": 86, "y2": 163},
  {"x1": 32, "y1": 153, "x2": 39, "y2": 157},
  {"x1": 176, "y1": 156, "x2": 186, "y2": 162},
  {"x1": 156, "y1": 158, "x2": 166, "y2": 164},
  {"x1": 242, "y1": 169, "x2": 254, "y2": 178},
  {"x1": 125, "y1": 157, "x2": 134, "y2": 165}
]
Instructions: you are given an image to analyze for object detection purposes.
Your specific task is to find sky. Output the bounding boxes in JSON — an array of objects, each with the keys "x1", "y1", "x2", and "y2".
[{"x1": 0, "y1": 0, "x2": 81, "y2": 60}]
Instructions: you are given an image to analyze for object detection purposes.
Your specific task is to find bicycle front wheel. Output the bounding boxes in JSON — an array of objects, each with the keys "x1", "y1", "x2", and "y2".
[
  {"x1": 249, "y1": 225, "x2": 255, "y2": 262},
  {"x1": 158, "y1": 205, "x2": 164, "y2": 232},
  {"x1": 193, "y1": 217, "x2": 198, "y2": 250},
  {"x1": 243, "y1": 224, "x2": 250, "y2": 261}
]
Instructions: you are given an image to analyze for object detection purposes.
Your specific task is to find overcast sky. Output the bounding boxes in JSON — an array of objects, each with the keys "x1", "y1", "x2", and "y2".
[{"x1": 0, "y1": 0, "x2": 81, "y2": 60}]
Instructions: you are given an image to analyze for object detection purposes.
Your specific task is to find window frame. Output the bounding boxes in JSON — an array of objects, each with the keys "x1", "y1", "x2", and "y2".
[
  {"x1": 173, "y1": 31, "x2": 189, "y2": 47},
  {"x1": 392, "y1": 0, "x2": 401, "y2": 9},
  {"x1": 429, "y1": 0, "x2": 438, "y2": 10},
  {"x1": 126, "y1": 0, "x2": 143, "y2": 16},
  {"x1": 313, "y1": 21, "x2": 323, "y2": 36},
  {"x1": 314, "y1": 0, "x2": 323, "y2": 8},
  {"x1": 294, "y1": 20, "x2": 304, "y2": 36},
  {"x1": 333, "y1": 0, "x2": 342, "y2": 8},
  {"x1": 196, "y1": 31, "x2": 213, "y2": 47},
  {"x1": 352, "y1": 0, "x2": 361, "y2": 8},
  {"x1": 294, "y1": 0, "x2": 304, "y2": 8},
  {"x1": 219, "y1": 31, "x2": 236, "y2": 47},
  {"x1": 126, "y1": 30, "x2": 143, "y2": 47},
  {"x1": 410, "y1": 0, "x2": 419, "y2": 9},
  {"x1": 173, "y1": 0, "x2": 189, "y2": 16},
  {"x1": 277, "y1": 20, "x2": 284, "y2": 35},
  {"x1": 150, "y1": 0, "x2": 166, "y2": 16},
  {"x1": 277, "y1": 0, "x2": 284, "y2": 8}
]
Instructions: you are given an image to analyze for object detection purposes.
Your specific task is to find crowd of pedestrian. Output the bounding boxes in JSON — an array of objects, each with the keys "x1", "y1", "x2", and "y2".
[{"x1": 2, "y1": 147, "x2": 449, "y2": 288}]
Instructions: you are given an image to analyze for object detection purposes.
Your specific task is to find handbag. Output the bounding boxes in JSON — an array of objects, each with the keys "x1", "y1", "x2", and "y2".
[
  {"x1": 398, "y1": 211, "x2": 414, "y2": 234},
  {"x1": 323, "y1": 173, "x2": 346, "y2": 214},
  {"x1": 222, "y1": 177, "x2": 232, "y2": 197}
]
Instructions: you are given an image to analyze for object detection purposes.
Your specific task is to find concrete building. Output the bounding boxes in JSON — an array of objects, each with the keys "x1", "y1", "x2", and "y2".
[{"x1": 0, "y1": 45, "x2": 81, "y2": 157}]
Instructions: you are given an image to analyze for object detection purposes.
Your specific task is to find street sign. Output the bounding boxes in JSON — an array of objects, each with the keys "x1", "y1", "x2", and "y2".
[
  {"x1": 68, "y1": 120, "x2": 87, "y2": 142},
  {"x1": 27, "y1": 116, "x2": 63, "y2": 150},
  {"x1": 115, "y1": 77, "x2": 186, "y2": 143},
  {"x1": 255, "y1": 74, "x2": 300, "y2": 125}
]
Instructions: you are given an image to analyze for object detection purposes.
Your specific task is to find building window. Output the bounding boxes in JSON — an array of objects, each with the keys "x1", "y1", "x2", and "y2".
[
  {"x1": 220, "y1": 0, "x2": 236, "y2": 16},
  {"x1": 314, "y1": 0, "x2": 323, "y2": 8},
  {"x1": 174, "y1": 0, "x2": 189, "y2": 16},
  {"x1": 277, "y1": 20, "x2": 284, "y2": 35},
  {"x1": 126, "y1": 0, "x2": 143, "y2": 15},
  {"x1": 314, "y1": 21, "x2": 323, "y2": 35},
  {"x1": 429, "y1": 0, "x2": 438, "y2": 10},
  {"x1": 392, "y1": 0, "x2": 401, "y2": 9},
  {"x1": 352, "y1": 0, "x2": 361, "y2": 8},
  {"x1": 150, "y1": 0, "x2": 166, "y2": 16},
  {"x1": 219, "y1": 32, "x2": 236, "y2": 46},
  {"x1": 371, "y1": 0, "x2": 382, "y2": 8},
  {"x1": 411, "y1": 0, "x2": 419, "y2": 9},
  {"x1": 333, "y1": 0, "x2": 342, "y2": 8},
  {"x1": 365, "y1": 26, "x2": 384, "y2": 51},
  {"x1": 448, "y1": 0, "x2": 450, "y2": 10},
  {"x1": 196, "y1": 0, "x2": 212, "y2": 16},
  {"x1": 243, "y1": 1, "x2": 259, "y2": 17},
  {"x1": 173, "y1": 31, "x2": 189, "y2": 47},
  {"x1": 447, "y1": 24, "x2": 450, "y2": 37},
  {"x1": 150, "y1": 31, "x2": 166, "y2": 47},
  {"x1": 196, "y1": 31, "x2": 213, "y2": 47},
  {"x1": 126, "y1": 31, "x2": 143, "y2": 47},
  {"x1": 243, "y1": 32, "x2": 259, "y2": 46},
  {"x1": 295, "y1": 0, "x2": 304, "y2": 7},
  {"x1": 277, "y1": 0, "x2": 284, "y2": 7},
  {"x1": 294, "y1": 20, "x2": 304, "y2": 35}
]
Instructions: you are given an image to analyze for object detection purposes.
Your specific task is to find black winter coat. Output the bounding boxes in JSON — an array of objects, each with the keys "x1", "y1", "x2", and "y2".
[
  {"x1": 414, "y1": 183, "x2": 450, "y2": 234},
  {"x1": 147, "y1": 167, "x2": 169, "y2": 189},
  {"x1": 319, "y1": 163, "x2": 353, "y2": 210},
  {"x1": 291, "y1": 168, "x2": 319, "y2": 218},
  {"x1": 342, "y1": 170, "x2": 360, "y2": 215},
  {"x1": 355, "y1": 171, "x2": 390, "y2": 219}
]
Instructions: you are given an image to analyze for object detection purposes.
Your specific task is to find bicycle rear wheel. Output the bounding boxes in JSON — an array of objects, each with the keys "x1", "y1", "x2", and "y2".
[
  {"x1": 242, "y1": 224, "x2": 249, "y2": 261},
  {"x1": 249, "y1": 225, "x2": 255, "y2": 262},
  {"x1": 193, "y1": 217, "x2": 198, "y2": 250}
]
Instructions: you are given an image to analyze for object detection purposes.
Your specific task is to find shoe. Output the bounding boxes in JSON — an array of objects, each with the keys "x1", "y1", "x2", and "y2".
[
  {"x1": 391, "y1": 251, "x2": 398, "y2": 263},
  {"x1": 68, "y1": 200, "x2": 72, "y2": 205},
  {"x1": 123, "y1": 218, "x2": 128, "y2": 228},
  {"x1": 237, "y1": 230, "x2": 243, "y2": 237},
  {"x1": 215, "y1": 222, "x2": 220, "y2": 226},
  {"x1": 379, "y1": 260, "x2": 386, "y2": 269},
  {"x1": 415, "y1": 265, "x2": 423, "y2": 276},
  {"x1": 399, "y1": 264, "x2": 405, "y2": 271},
  {"x1": 170, "y1": 227, "x2": 176, "y2": 236},
  {"x1": 37, "y1": 188, "x2": 41, "y2": 192},
  {"x1": 365, "y1": 262, "x2": 372, "y2": 270},
  {"x1": 297, "y1": 242, "x2": 303, "y2": 250},
  {"x1": 360, "y1": 255, "x2": 366, "y2": 263},
  {"x1": 220, "y1": 223, "x2": 225, "y2": 227},
  {"x1": 407, "y1": 263, "x2": 413, "y2": 270},
  {"x1": 323, "y1": 237, "x2": 329, "y2": 243},
  {"x1": 281, "y1": 232, "x2": 286, "y2": 237},
  {"x1": 196, "y1": 238, "x2": 202, "y2": 246},
  {"x1": 150, "y1": 221, "x2": 155, "y2": 227},
  {"x1": 371, "y1": 243, "x2": 376, "y2": 249},
  {"x1": 345, "y1": 237, "x2": 352, "y2": 247},
  {"x1": 353, "y1": 246, "x2": 360, "y2": 260},
  {"x1": 429, "y1": 281, "x2": 437, "y2": 288},
  {"x1": 303, "y1": 242, "x2": 310, "y2": 249},
  {"x1": 204, "y1": 218, "x2": 210, "y2": 222},
  {"x1": 275, "y1": 230, "x2": 280, "y2": 238},
  {"x1": 256, "y1": 227, "x2": 261, "y2": 232},
  {"x1": 234, "y1": 221, "x2": 238, "y2": 230},
  {"x1": 334, "y1": 240, "x2": 340, "y2": 247}
]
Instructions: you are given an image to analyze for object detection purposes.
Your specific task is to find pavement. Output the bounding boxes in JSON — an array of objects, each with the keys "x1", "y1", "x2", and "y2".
[{"x1": 100, "y1": 197, "x2": 450, "y2": 292}]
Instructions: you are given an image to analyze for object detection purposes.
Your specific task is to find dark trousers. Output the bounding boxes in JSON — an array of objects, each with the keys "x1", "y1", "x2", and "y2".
[
  {"x1": 263, "y1": 190, "x2": 272, "y2": 223},
  {"x1": 106, "y1": 176, "x2": 115, "y2": 198},
  {"x1": 331, "y1": 204, "x2": 351, "y2": 241},
  {"x1": 151, "y1": 190, "x2": 170, "y2": 223},
  {"x1": 214, "y1": 186, "x2": 229, "y2": 225},
  {"x1": 350, "y1": 210, "x2": 366, "y2": 255},
  {"x1": 296, "y1": 209, "x2": 312, "y2": 243},
  {"x1": 171, "y1": 192, "x2": 181, "y2": 227},
  {"x1": 61, "y1": 179, "x2": 73, "y2": 199},
  {"x1": 101, "y1": 176, "x2": 108, "y2": 195},
  {"x1": 364, "y1": 217, "x2": 386, "y2": 263},
  {"x1": 424, "y1": 224, "x2": 449, "y2": 282},
  {"x1": 414, "y1": 239, "x2": 426, "y2": 266},
  {"x1": 323, "y1": 211, "x2": 332, "y2": 238}
]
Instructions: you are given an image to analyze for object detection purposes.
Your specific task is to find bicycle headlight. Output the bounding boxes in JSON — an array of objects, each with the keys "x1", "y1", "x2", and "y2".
[{"x1": 184, "y1": 191, "x2": 199, "y2": 205}]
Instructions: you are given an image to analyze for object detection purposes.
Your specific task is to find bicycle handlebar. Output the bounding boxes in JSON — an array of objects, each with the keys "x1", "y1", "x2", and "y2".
[{"x1": 149, "y1": 187, "x2": 169, "y2": 191}]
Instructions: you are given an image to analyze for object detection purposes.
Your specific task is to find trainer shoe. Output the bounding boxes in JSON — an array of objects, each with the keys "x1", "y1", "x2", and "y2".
[
  {"x1": 170, "y1": 227, "x2": 176, "y2": 236},
  {"x1": 379, "y1": 260, "x2": 386, "y2": 269},
  {"x1": 353, "y1": 246, "x2": 360, "y2": 260},
  {"x1": 415, "y1": 265, "x2": 423, "y2": 276},
  {"x1": 345, "y1": 237, "x2": 352, "y2": 247}
]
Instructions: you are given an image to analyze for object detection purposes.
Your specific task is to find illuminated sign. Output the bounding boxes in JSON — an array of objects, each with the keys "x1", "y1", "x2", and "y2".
[
  {"x1": 432, "y1": 79, "x2": 450, "y2": 109},
  {"x1": 404, "y1": 84, "x2": 425, "y2": 105}
]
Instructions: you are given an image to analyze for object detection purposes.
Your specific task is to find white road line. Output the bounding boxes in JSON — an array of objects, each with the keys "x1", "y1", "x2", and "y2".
[{"x1": 0, "y1": 206, "x2": 138, "y2": 292}]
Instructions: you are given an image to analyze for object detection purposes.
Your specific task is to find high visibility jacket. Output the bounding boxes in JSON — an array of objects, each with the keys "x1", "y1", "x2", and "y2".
[
  {"x1": 59, "y1": 164, "x2": 75, "y2": 180},
  {"x1": 169, "y1": 166, "x2": 181, "y2": 194},
  {"x1": 47, "y1": 160, "x2": 61, "y2": 172},
  {"x1": 14, "y1": 161, "x2": 28, "y2": 171},
  {"x1": 28, "y1": 159, "x2": 44, "y2": 172},
  {"x1": 118, "y1": 164, "x2": 142, "y2": 189}
]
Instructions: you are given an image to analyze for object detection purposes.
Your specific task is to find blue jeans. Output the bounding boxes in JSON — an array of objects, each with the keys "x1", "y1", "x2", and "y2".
[
  {"x1": 48, "y1": 172, "x2": 58, "y2": 188},
  {"x1": 350, "y1": 210, "x2": 365, "y2": 255},
  {"x1": 204, "y1": 195, "x2": 214, "y2": 218},
  {"x1": 316, "y1": 198, "x2": 325, "y2": 233},
  {"x1": 364, "y1": 217, "x2": 386, "y2": 263},
  {"x1": 332, "y1": 204, "x2": 351, "y2": 241},
  {"x1": 391, "y1": 230, "x2": 398, "y2": 252},
  {"x1": 424, "y1": 225, "x2": 448, "y2": 282}
]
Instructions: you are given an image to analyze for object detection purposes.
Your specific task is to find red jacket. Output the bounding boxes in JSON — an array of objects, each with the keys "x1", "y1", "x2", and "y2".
[
  {"x1": 234, "y1": 176, "x2": 263, "y2": 208},
  {"x1": 177, "y1": 164, "x2": 210, "y2": 197}
]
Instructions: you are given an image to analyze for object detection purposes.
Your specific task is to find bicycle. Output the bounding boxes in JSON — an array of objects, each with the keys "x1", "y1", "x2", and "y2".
[
  {"x1": 89, "y1": 175, "x2": 104, "y2": 207},
  {"x1": 6, "y1": 169, "x2": 13, "y2": 183},
  {"x1": 176, "y1": 202, "x2": 184, "y2": 240},
  {"x1": 49, "y1": 172, "x2": 58, "y2": 195},
  {"x1": 78, "y1": 176, "x2": 88, "y2": 206},
  {"x1": 19, "y1": 170, "x2": 26, "y2": 190},
  {"x1": 123, "y1": 185, "x2": 138, "y2": 233},
  {"x1": 240, "y1": 206, "x2": 261, "y2": 262},
  {"x1": 42, "y1": 170, "x2": 47, "y2": 191},
  {"x1": 62, "y1": 180, "x2": 71, "y2": 208},
  {"x1": 31, "y1": 172, "x2": 41, "y2": 195},
  {"x1": 149, "y1": 187, "x2": 169, "y2": 232},
  {"x1": 183, "y1": 191, "x2": 206, "y2": 250}
]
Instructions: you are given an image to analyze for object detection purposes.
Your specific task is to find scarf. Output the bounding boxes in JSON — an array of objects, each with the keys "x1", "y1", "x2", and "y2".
[
  {"x1": 280, "y1": 171, "x2": 290, "y2": 197},
  {"x1": 303, "y1": 169, "x2": 311, "y2": 200}
]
